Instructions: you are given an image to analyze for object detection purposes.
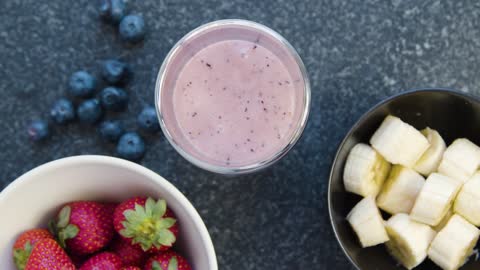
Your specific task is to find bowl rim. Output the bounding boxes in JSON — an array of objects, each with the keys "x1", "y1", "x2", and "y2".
[
  {"x1": 327, "y1": 87, "x2": 480, "y2": 270},
  {"x1": 0, "y1": 155, "x2": 218, "y2": 270}
]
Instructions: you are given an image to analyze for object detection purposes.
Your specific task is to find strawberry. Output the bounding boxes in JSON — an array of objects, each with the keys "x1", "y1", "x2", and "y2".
[
  {"x1": 109, "y1": 236, "x2": 147, "y2": 266},
  {"x1": 79, "y1": 251, "x2": 123, "y2": 270},
  {"x1": 113, "y1": 197, "x2": 179, "y2": 253},
  {"x1": 144, "y1": 251, "x2": 192, "y2": 270},
  {"x1": 13, "y1": 229, "x2": 54, "y2": 270},
  {"x1": 121, "y1": 267, "x2": 141, "y2": 270},
  {"x1": 24, "y1": 238, "x2": 75, "y2": 270},
  {"x1": 50, "y1": 201, "x2": 115, "y2": 255}
]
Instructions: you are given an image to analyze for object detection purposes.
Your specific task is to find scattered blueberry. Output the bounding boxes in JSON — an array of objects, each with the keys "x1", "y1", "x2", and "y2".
[
  {"x1": 116, "y1": 132, "x2": 145, "y2": 160},
  {"x1": 119, "y1": 14, "x2": 146, "y2": 43},
  {"x1": 98, "y1": 120, "x2": 125, "y2": 142},
  {"x1": 50, "y1": 98, "x2": 75, "y2": 124},
  {"x1": 27, "y1": 120, "x2": 50, "y2": 141},
  {"x1": 69, "y1": 71, "x2": 97, "y2": 98},
  {"x1": 77, "y1": 99, "x2": 103, "y2": 124},
  {"x1": 100, "y1": 0, "x2": 126, "y2": 23},
  {"x1": 100, "y1": 87, "x2": 128, "y2": 111},
  {"x1": 137, "y1": 106, "x2": 160, "y2": 133},
  {"x1": 101, "y1": 59, "x2": 132, "y2": 85}
]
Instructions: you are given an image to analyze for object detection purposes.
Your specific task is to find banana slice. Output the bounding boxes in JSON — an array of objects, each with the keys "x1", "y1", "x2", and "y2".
[
  {"x1": 414, "y1": 128, "x2": 446, "y2": 176},
  {"x1": 343, "y1": 143, "x2": 391, "y2": 197},
  {"x1": 438, "y1": 138, "x2": 480, "y2": 184},
  {"x1": 410, "y1": 173, "x2": 462, "y2": 226},
  {"x1": 454, "y1": 172, "x2": 480, "y2": 226},
  {"x1": 347, "y1": 196, "x2": 389, "y2": 247},
  {"x1": 385, "y1": 213, "x2": 436, "y2": 270},
  {"x1": 428, "y1": 214, "x2": 480, "y2": 270},
  {"x1": 370, "y1": 115, "x2": 430, "y2": 168},
  {"x1": 433, "y1": 208, "x2": 454, "y2": 232},
  {"x1": 376, "y1": 165, "x2": 425, "y2": 214}
]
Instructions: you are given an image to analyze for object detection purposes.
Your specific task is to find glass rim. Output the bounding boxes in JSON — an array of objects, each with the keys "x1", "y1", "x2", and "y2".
[{"x1": 155, "y1": 19, "x2": 311, "y2": 175}]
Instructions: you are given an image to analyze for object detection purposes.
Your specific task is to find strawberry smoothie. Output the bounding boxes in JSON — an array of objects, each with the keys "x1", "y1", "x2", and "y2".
[{"x1": 157, "y1": 20, "x2": 310, "y2": 173}]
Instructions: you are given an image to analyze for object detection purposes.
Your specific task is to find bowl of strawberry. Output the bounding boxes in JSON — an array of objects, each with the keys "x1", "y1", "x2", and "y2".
[{"x1": 0, "y1": 155, "x2": 217, "y2": 270}]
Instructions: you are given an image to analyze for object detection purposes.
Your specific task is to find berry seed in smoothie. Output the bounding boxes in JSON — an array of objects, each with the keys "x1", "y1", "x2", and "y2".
[{"x1": 157, "y1": 20, "x2": 309, "y2": 173}]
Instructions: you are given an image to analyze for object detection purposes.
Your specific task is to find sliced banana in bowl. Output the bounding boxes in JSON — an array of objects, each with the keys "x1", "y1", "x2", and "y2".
[
  {"x1": 328, "y1": 89, "x2": 480, "y2": 270},
  {"x1": 414, "y1": 128, "x2": 446, "y2": 176},
  {"x1": 385, "y1": 213, "x2": 437, "y2": 270},
  {"x1": 343, "y1": 144, "x2": 391, "y2": 197},
  {"x1": 376, "y1": 165, "x2": 425, "y2": 215},
  {"x1": 428, "y1": 215, "x2": 480, "y2": 270},
  {"x1": 347, "y1": 196, "x2": 389, "y2": 248},
  {"x1": 370, "y1": 115, "x2": 430, "y2": 168},
  {"x1": 454, "y1": 172, "x2": 480, "y2": 226},
  {"x1": 410, "y1": 173, "x2": 462, "y2": 226},
  {"x1": 438, "y1": 139, "x2": 480, "y2": 184}
]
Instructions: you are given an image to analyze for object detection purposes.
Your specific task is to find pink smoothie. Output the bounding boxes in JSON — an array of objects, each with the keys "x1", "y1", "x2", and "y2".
[
  {"x1": 173, "y1": 40, "x2": 299, "y2": 167},
  {"x1": 158, "y1": 21, "x2": 308, "y2": 170}
]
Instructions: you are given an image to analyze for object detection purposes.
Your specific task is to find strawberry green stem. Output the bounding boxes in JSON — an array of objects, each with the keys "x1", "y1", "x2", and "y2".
[
  {"x1": 13, "y1": 242, "x2": 32, "y2": 270},
  {"x1": 168, "y1": 257, "x2": 178, "y2": 270},
  {"x1": 120, "y1": 198, "x2": 176, "y2": 251},
  {"x1": 152, "y1": 257, "x2": 178, "y2": 270},
  {"x1": 51, "y1": 205, "x2": 79, "y2": 248}
]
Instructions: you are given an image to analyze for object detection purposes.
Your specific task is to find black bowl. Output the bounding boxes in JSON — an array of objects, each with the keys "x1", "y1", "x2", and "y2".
[{"x1": 328, "y1": 88, "x2": 480, "y2": 270}]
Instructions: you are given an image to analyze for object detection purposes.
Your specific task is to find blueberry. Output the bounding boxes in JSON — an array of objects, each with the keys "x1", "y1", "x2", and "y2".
[
  {"x1": 137, "y1": 106, "x2": 160, "y2": 133},
  {"x1": 116, "y1": 132, "x2": 145, "y2": 161},
  {"x1": 77, "y1": 99, "x2": 103, "y2": 124},
  {"x1": 50, "y1": 98, "x2": 75, "y2": 124},
  {"x1": 98, "y1": 120, "x2": 125, "y2": 142},
  {"x1": 119, "y1": 15, "x2": 146, "y2": 43},
  {"x1": 69, "y1": 71, "x2": 97, "y2": 98},
  {"x1": 101, "y1": 59, "x2": 132, "y2": 85},
  {"x1": 100, "y1": 87, "x2": 128, "y2": 111},
  {"x1": 27, "y1": 120, "x2": 49, "y2": 141},
  {"x1": 100, "y1": 0, "x2": 126, "y2": 24}
]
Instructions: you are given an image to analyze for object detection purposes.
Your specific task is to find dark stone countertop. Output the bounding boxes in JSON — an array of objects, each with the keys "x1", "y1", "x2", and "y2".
[{"x1": 2, "y1": 0, "x2": 480, "y2": 269}]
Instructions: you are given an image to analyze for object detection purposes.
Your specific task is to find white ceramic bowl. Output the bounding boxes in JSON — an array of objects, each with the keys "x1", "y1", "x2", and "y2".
[{"x1": 0, "y1": 155, "x2": 218, "y2": 270}]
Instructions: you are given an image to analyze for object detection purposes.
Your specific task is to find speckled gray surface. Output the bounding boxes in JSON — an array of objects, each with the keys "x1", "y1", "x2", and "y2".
[{"x1": 1, "y1": 0, "x2": 480, "y2": 269}]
